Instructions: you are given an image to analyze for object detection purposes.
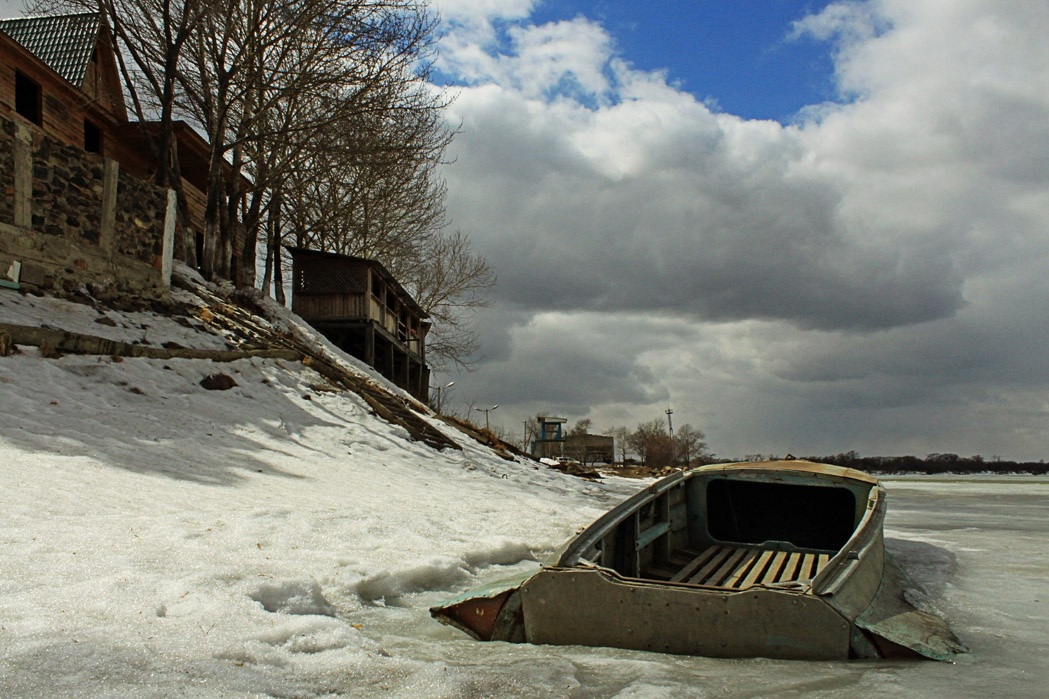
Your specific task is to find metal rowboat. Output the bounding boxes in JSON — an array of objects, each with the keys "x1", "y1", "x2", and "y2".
[{"x1": 431, "y1": 459, "x2": 965, "y2": 660}]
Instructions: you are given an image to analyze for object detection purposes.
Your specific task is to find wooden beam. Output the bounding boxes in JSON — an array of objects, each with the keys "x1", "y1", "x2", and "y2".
[{"x1": 364, "y1": 324, "x2": 374, "y2": 367}]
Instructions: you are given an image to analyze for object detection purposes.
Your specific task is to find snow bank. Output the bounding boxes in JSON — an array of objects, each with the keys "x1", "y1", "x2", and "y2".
[{"x1": 0, "y1": 284, "x2": 627, "y2": 696}]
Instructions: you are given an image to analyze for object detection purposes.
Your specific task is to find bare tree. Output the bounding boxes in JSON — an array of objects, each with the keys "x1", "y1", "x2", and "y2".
[
  {"x1": 42, "y1": 0, "x2": 492, "y2": 368},
  {"x1": 674, "y1": 424, "x2": 709, "y2": 468},
  {"x1": 401, "y1": 229, "x2": 495, "y2": 369},
  {"x1": 520, "y1": 414, "x2": 542, "y2": 452},
  {"x1": 242, "y1": 1, "x2": 452, "y2": 288},
  {"x1": 166, "y1": 0, "x2": 449, "y2": 282},
  {"x1": 567, "y1": 418, "x2": 593, "y2": 437},
  {"x1": 628, "y1": 419, "x2": 674, "y2": 468},
  {"x1": 603, "y1": 425, "x2": 630, "y2": 465}
]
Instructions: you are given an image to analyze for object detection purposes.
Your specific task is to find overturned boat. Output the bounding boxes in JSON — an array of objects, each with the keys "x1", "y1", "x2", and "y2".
[{"x1": 431, "y1": 459, "x2": 965, "y2": 661}]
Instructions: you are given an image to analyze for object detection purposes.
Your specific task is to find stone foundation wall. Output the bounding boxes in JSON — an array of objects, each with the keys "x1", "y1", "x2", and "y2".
[
  {"x1": 0, "y1": 118, "x2": 13, "y2": 226},
  {"x1": 114, "y1": 172, "x2": 169, "y2": 265},
  {"x1": 0, "y1": 112, "x2": 174, "y2": 300}
]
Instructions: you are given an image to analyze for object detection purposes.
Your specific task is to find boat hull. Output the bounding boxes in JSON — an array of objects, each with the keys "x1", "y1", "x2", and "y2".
[
  {"x1": 432, "y1": 460, "x2": 965, "y2": 661},
  {"x1": 519, "y1": 567, "x2": 852, "y2": 659}
]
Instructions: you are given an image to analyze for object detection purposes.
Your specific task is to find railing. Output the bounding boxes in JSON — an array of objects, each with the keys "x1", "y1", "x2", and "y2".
[
  {"x1": 294, "y1": 292, "x2": 367, "y2": 320},
  {"x1": 295, "y1": 289, "x2": 424, "y2": 358}
]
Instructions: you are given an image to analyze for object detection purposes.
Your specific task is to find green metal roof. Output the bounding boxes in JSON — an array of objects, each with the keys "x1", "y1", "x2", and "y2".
[{"x1": 0, "y1": 12, "x2": 101, "y2": 88}]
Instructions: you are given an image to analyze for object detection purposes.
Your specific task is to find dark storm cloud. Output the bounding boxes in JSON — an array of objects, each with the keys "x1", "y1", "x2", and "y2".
[
  {"x1": 444, "y1": 88, "x2": 971, "y2": 332},
  {"x1": 459, "y1": 308, "x2": 678, "y2": 412}
]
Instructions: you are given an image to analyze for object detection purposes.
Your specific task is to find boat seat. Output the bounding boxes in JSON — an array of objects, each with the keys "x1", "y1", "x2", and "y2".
[{"x1": 670, "y1": 546, "x2": 830, "y2": 589}]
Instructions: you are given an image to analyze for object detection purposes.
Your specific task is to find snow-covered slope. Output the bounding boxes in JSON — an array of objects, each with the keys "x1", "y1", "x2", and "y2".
[{"x1": 0, "y1": 271, "x2": 633, "y2": 696}]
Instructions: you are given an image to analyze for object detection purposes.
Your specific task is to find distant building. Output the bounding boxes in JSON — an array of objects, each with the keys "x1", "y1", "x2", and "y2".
[
  {"x1": 564, "y1": 433, "x2": 615, "y2": 466},
  {"x1": 286, "y1": 247, "x2": 430, "y2": 402},
  {"x1": 532, "y1": 416, "x2": 567, "y2": 459}
]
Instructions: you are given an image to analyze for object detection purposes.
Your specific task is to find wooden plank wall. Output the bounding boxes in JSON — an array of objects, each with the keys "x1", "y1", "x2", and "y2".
[
  {"x1": 0, "y1": 33, "x2": 149, "y2": 174},
  {"x1": 294, "y1": 293, "x2": 367, "y2": 321}
]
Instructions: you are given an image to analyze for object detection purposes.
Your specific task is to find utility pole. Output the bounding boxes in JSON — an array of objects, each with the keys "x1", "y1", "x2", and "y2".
[{"x1": 665, "y1": 406, "x2": 676, "y2": 467}]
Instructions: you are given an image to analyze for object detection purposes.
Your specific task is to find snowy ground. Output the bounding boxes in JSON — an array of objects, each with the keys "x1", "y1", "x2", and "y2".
[{"x1": 2, "y1": 285, "x2": 1048, "y2": 697}]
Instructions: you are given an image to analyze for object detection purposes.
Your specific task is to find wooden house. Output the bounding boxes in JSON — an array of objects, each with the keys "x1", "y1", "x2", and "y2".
[
  {"x1": 0, "y1": 12, "x2": 224, "y2": 265},
  {"x1": 0, "y1": 12, "x2": 146, "y2": 169},
  {"x1": 287, "y1": 247, "x2": 431, "y2": 401}
]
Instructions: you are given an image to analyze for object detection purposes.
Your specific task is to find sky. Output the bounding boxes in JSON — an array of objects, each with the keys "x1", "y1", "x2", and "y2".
[
  {"x1": 429, "y1": 0, "x2": 1049, "y2": 461},
  {"x1": 442, "y1": 1, "x2": 840, "y2": 122}
]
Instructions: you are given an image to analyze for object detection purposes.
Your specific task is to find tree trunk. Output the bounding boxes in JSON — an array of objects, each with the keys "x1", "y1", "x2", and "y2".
[
  {"x1": 262, "y1": 189, "x2": 282, "y2": 297},
  {"x1": 274, "y1": 243, "x2": 286, "y2": 305}
]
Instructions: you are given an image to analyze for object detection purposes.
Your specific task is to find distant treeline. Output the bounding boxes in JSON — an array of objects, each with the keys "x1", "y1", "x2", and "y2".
[{"x1": 796, "y1": 451, "x2": 1049, "y2": 475}]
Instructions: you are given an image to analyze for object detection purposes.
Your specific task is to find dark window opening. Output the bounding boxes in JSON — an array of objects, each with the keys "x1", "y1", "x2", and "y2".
[
  {"x1": 15, "y1": 71, "x2": 42, "y2": 125},
  {"x1": 195, "y1": 232, "x2": 205, "y2": 270},
  {"x1": 706, "y1": 479, "x2": 858, "y2": 552},
  {"x1": 84, "y1": 120, "x2": 102, "y2": 153}
]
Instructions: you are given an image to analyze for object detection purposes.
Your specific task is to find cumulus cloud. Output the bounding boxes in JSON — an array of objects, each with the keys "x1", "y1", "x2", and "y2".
[
  {"x1": 437, "y1": 1, "x2": 1049, "y2": 459},
  {"x1": 445, "y1": 67, "x2": 967, "y2": 331},
  {"x1": 464, "y1": 310, "x2": 671, "y2": 414},
  {"x1": 438, "y1": 11, "x2": 617, "y2": 103}
]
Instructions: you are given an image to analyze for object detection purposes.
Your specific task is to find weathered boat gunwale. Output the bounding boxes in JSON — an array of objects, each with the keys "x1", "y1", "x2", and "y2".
[
  {"x1": 812, "y1": 481, "x2": 886, "y2": 597},
  {"x1": 555, "y1": 470, "x2": 687, "y2": 568},
  {"x1": 558, "y1": 460, "x2": 880, "y2": 592}
]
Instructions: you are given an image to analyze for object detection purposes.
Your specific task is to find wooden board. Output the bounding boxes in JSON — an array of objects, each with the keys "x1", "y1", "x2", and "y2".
[{"x1": 668, "y1": 546, "x2": 831, "y2": 589}]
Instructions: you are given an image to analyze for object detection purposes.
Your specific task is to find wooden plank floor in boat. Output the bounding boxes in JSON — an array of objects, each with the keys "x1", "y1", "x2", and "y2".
[{"x1": 664, "y1": 546, "x2": 831, "y2": 589}]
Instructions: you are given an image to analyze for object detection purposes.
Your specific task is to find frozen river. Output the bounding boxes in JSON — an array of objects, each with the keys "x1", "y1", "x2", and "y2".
[{"x1": 375, "y1": 475, "x2": 1049, "y2": 698}]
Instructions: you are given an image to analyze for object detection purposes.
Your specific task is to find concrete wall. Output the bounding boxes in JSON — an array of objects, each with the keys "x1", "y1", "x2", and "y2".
[
  {"x1": 564, "y1": 434, "x2": 616, "y2": 464},
  {"x1": 0, "y1": 112, "x2": 174, "y2": 300}
]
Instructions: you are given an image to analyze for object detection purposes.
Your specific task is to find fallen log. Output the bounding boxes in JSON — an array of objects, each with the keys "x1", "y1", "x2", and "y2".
[{"x1": 0, "y1": 322, "x2": 302, "y2": 362}]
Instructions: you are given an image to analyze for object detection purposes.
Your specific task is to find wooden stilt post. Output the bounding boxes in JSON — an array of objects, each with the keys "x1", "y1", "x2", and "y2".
[{"x1": 364, "y1": 325, "x2": 374, "y2": 368}]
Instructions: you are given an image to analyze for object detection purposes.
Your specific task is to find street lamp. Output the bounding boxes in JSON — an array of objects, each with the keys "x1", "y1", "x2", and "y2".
[
  {"x1": 473, "y1": 404, "x2": 499, "y2": 431},
  {"x1": 432, "y1": 381, "x2": 455, "y2": 413}
]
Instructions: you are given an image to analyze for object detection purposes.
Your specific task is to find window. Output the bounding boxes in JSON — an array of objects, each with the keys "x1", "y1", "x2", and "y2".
[
  {"x1": 84, "y1": 120, "x2": 102, "y2": 153},
  {"x1": 15, "y1": 71, "x2": 42, "y2": 125}
]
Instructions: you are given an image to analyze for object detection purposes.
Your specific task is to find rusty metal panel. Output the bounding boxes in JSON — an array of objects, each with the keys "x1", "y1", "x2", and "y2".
[
  {"x1": 854, "y1": 554, "x2": 968, "y2": 661},
  {"x1": 438, "y1": 588, "x2": 515, "y2": 641},
  {"x1": 519, "y1": 568, "x2": 852, "y2": 659},
  {"x1": 430, "y1": 571, "x2": 534, "y2": 641}
]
